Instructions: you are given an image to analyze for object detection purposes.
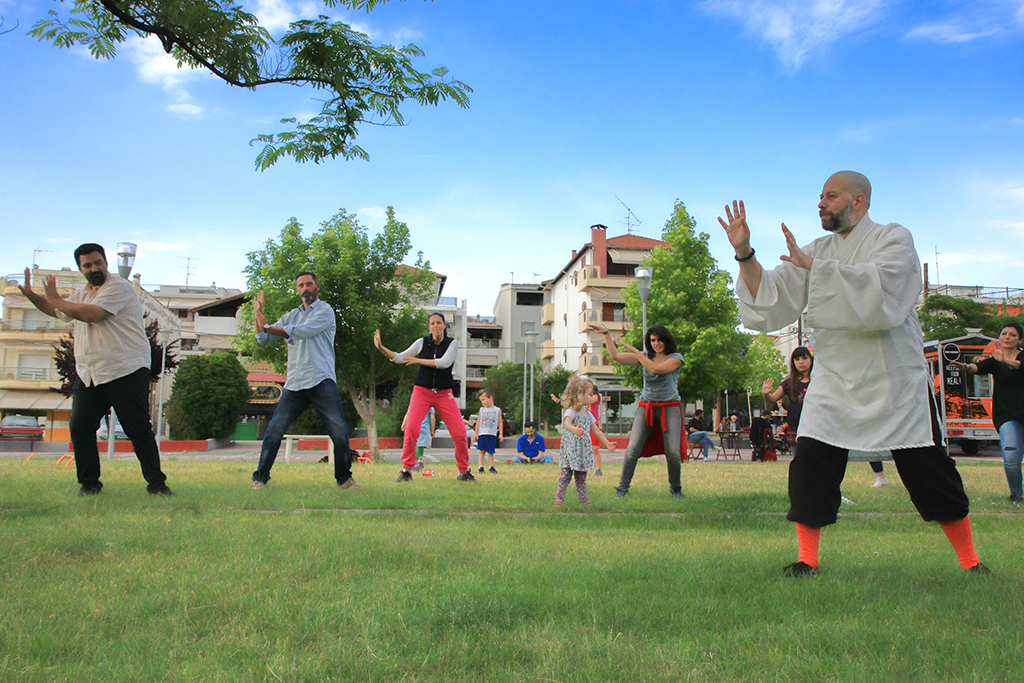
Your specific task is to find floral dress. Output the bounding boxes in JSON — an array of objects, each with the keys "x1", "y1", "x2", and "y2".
[{"x1": 560, "y1": 408, "x2": 596, "y2": 471}]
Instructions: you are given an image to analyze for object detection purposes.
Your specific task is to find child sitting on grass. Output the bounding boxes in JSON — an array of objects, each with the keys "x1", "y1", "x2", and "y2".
[{"x1": 556, "y1": 378, "x2": 616, "y2": 505}]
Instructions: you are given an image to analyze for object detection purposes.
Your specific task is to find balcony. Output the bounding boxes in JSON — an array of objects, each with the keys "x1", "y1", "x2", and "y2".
[
  {"x1": 578, "y1": 309, "x2": 629, "y2": 335},
  {"x1": 1, "y1": 274, "x2": 82, "y2": 296},
  {"x1": 0, "y1": 366, "x2": 61, "y2": 390},
  {"x1": 0, "y1": 319, "x2": 72, "y2": 343},
  {"x1": 578, "y1": 353, "x2": 616, "y2": 375},
  {"x1": 466, "y1": 338, "x2": 500, "y2": 349},
  {"x1": 577, "y1": 266, "x2": 631, "y2": 293},
  {"x1": 541, "y1": 339, "x2": 555, "y2": 359},
  {"x1": 541, "y1": 303, "x2": 555, "y2": 326}
]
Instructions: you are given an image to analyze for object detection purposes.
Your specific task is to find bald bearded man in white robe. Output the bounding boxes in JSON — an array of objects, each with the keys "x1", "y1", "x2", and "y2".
[{"x1": 719, "y1": 171, "x2": 988, "y2": 576}]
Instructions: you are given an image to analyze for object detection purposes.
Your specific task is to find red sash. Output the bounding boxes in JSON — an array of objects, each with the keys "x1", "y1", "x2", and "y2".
[{"x1": 637, "y1": 400, "x2": 688, "y2": 461}]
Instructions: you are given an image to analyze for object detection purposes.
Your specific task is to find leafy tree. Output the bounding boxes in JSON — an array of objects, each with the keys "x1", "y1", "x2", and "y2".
[
  {"x1": 478, "y1": 362, "x2": 573, "y2": 434},
  {"x1": 613, "y1": 201, "x2": 750, "y2": 407},
  {"x1": 917, "y1": 294, "x2": 1024, "y2": 341},
  {"x1": 28, "y1": 0, "x2": 471, "y2": 169},
  {"x1": 235, "y1": 207, "x2": 435, "y2": 456},
  {"x1": 53, "y1": 317, "x2": 177, "y2": 397},
  {"x1": 743, "y1": 332, "x2": 787, "y2": 411},
  {"x1": 165, "y1": 352, "x2": 249, "y2": 439}
]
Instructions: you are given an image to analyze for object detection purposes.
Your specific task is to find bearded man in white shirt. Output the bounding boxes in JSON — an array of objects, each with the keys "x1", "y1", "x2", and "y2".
[
  {"x1": 19, "y1": 244, "x2": 171, "y2": 496},
  {"x1": 719, "y1": 171, "x2": 987, "y2": 576}
]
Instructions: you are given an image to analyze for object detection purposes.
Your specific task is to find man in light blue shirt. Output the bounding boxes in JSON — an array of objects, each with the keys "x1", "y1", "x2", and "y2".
[{"x1": 252, "y1": 271, "x2": 358, "y2": 490}]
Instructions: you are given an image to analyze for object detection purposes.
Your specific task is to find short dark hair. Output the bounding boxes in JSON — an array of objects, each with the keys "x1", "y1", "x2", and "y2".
[
  {"x1": 478, "y1": 388, "x2": 493, "y2": 399},
  {"x1": 1000, "y1": 321, "x2": 1023, "y2": 339},
  {"x1": 74, "y1": 243, "x2": 106, "y2": 266},
  {"x1": 694, "y1": 409, "x2": 703, "y2": 417},
  {"x1": 524, "y1": 421, "x2": 535, "y2": 429},
  {"x1": 296, "y1": 270, "x2": 318, "y2": 283}
]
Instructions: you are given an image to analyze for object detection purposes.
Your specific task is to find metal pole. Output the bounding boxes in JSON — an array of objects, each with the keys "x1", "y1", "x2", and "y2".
[
  {"x1": 106, "y1": 408, "x2": 116, "y2": 460},
  {"x1": 157, "y1": 344, "x2": 168, "y2": 451},
  {"x1": 522, "y1": 349, "x2": 528, "y2": 427}
]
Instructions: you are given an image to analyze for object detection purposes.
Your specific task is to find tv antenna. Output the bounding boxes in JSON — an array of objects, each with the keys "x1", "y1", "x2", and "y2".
[
  {"x1": 615, "y1": 196, "x2": 642, "y2": 234},
  {"x1": 533, "y1": 271, "x2": 541, "y2": 283},
  {"x1": 178, "y1": 256, "x2": 198, "y2": 288},
  {"x1": 32, "y1": 248, "x2": 53, "y2": 268}
]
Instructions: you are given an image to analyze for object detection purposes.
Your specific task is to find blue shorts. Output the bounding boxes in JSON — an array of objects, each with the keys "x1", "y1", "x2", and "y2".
[{"x1": 476, "y1": 433, "x2": 497, "y2": 454}]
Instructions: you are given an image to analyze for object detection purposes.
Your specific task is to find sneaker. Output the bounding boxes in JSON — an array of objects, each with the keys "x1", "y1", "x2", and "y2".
[
  {"x1": 841, "y1": 496, "x2": 855, "y2": 505},
  {"x1": 614, "y1": 487, "x2": 628, "y2": 498},
  {"x1": 594, "y1": 469, "x2": 603, "y2": 477},
  {"x1": 1009, "y1": 493, "x2": 1023, "y2": 504},
  {"x1": 395, "y1": 469, "x2": 413, "y2": 483},
  {"x1": 252, "y1": 481, "x2": 266, "y2": 490},
  {"x1": 477, "y1": 466, "x2": 485, "y2": 474},
  {"x1": 782, "y1": 561, "x2": 817, "y2": 577},
  {"x1": 488, "y1": 466, "x2": 498, "y2": 475},
  {"x1": 671, "y1": 490, "x2": 686, "y2": 499},
  {"x1": 337, "y1": 477, "x2": 362, "y2": 489},
  {"x1": 149, "y1": 485, "x2": 174, "y2": 496},
  {"x1": 457, "y1": 471, "x2": 477, "y2": 482},
  {"x1": 968, "y1": 562, "x2": 992, "y2": 574},
  {"x1": 411, "y1": 461, "x2": 424, "y2": 471},
  {"x1": 871, "y1": 476, "x2": 889, "y2": 489},
  {"x1": 77, "y1": 486, "x2": 101, "y2": 496}
]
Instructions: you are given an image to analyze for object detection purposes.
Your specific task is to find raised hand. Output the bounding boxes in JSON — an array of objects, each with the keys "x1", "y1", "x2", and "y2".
[
  {"x1": 779, "y1": 224, "x2": 813, "y2": 270},
  {"x1": 373, "y1": 329, "x2": 383, "y2": 350},
  {"x1": 42, "y1": 275, "x2": 62, "y2": 304},
  {"x1": 253, "y1": 290, "x2": 267, "y2": 331},
  {"x1": 588, "y1": 322, "x2": 609, "y2": 334},
  {"x1": 718, "y1": 200, "x2": 751, "y2": 255},
  {"x1": 17, "y1": 268, "x2": 33, "y2": 297}
]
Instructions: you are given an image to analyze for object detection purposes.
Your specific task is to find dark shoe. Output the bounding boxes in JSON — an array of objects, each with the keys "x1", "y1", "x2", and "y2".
[
  {"x1": 1009, "y1": 493, "x2": 1023, "y2": 504},
  {"x1": 77, "y1": 486, "x2": 101, "y2": 496},
  {"x1": 252, "y1": 480, "x2": 266, "y2": 490},
  {"x1": 412, "y1": 461, "x2": 425, "y2": 470},
  {"x1": 594, "y1": 469, "x2": 603, "y2": 477},
  {"x1": 338, "y1": 477, "x2": 362, "y2": 489},
  {"x1": 782, "y1": 561, "x2": 817, "y2": 577},
  {"x1": 614, "y1": 487, "x2": 628, "y2": 498},
  {"x1": 149, "y1": 485, "x2": 174, "y2": 496},
  {"x1": 488, "y1": 466, "x2": 498, "y2": 475},
  {"x1": 395, "y1": 469, "x2": 413, "y2": 483},
  {"x1": 477, "y1": 466, "x2": 485, "y2": 474},
  {"x1": 968, "y1": 562, "x2": 992, "y2": 574},
  {"x1": 671, "y1": 490, "x2": 686, "y2": 499},
  {"x1": 457, "y1": 471, "x2": 477, "y2": 482}
]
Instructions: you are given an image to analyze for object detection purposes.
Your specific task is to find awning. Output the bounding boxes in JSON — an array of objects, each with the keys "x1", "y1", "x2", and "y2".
[{"x1": 0, "y1": 389, "x2": 73, "y2": 411}]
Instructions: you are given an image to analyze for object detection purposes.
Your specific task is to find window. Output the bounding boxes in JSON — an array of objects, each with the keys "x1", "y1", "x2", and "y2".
[{"x1": 516, "y1": 292, "x2": 543, "y2": 306}]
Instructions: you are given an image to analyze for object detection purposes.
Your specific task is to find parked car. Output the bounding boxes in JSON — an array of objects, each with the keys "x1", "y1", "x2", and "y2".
[
  {"x1": 97, "y1": 413, "x2": 127, "y2": 440},
  {"x1": 0, "y1": 415, "x2": 45, "y2": 442}
]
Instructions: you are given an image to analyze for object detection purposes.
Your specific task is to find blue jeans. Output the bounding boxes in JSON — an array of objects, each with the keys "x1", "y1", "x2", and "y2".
[
  {"x1": 513, "y1": 455, "x2": 553, "y2": 463},
  {"x1": 998, "y1": 420, "x2": 1024, "y2": 497},
  {"x1": 688, "y1": 431, "x2": 715, "y2": 459},
  {"x1": 254, "y1": 379, "x2": 351, "y2": 484}
]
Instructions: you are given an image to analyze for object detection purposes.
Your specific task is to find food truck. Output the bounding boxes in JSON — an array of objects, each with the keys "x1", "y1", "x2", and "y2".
[{"x1": 922, "y1": 333, "x2": 998, "y2": 455}]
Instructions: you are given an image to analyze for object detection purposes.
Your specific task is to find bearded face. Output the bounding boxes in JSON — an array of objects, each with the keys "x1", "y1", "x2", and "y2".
[{"x1": 820, "y1": 197, "x2": 857, "y2": 234}]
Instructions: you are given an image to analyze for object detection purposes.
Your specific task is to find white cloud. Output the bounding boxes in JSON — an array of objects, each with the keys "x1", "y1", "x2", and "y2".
[
  {"x1": 703, "y1": 0, "x2": 888, "y2": 70},
  {"x1": 356, "y1": 206, "x2": 389, "y2": 221},
  {"x1": 904, "y1": 23, "x2": 997, "y2": 43},
  {"x1": 123, "y1": 35, "x2": 207, "y2": 91},
  {"x1": 168, "y1": 103, "x2": 204, "y2": 117}
]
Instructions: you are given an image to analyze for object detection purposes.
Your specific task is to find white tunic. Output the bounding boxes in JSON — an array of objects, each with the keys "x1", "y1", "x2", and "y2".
[{"x1": 736, "y1": 214, "x2": 933, "y2": 452}]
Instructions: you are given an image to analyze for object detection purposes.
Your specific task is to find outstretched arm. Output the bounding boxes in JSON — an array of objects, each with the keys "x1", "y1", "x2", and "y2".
[
  {"x1": 588, "y1": 323, "x2": 639, "y2": 365},
  {"x1": 18, "y1": 268, "x2": 58, "y2": 318},
  {"x1": 718, "y1": 200, "x2": 764, "y2": 300}
]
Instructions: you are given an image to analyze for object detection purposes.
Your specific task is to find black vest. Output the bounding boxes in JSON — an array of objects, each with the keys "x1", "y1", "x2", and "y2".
[{"x1": 414, "y1": 334, "x2": 455, "y2": 390}]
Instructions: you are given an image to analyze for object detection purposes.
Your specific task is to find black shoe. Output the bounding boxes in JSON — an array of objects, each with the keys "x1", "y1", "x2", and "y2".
[
  {"x1": 477, "y1": 466, "x2": 485, "y2": 474},
  {"x1": 614, "y1": 487, "x2": 628, "y2": 498},
  {"x1": 1009, "y1": 493, "x2": 1023, "y2": 504},
  {"x1": 77, "y1": 486, "x2": 101, "y2": 496},
  {"x1": 968, "y1": 562, "x2": 992, "y2": 574},
  {"x1": 337, "y1": 477, "x2": 362, "y2": 489},
  {"x1": 671, "y1": 490, "x2": 686, "y2": 499},
  {"x1": 149, "y1": 485, "x2": 173, "y2": 496},
  {"x1": 395, "y1": 469, "x2": 413, "y2": 483},
  {"x1": 782, "y1": 561, "x2": 817, "y2": 577},
  {"x1": 488, "y1": 466, "x2": 498, "y2": 475},
  {"x1": 594, "y1": 469, "x2": 603, "y2": 477},
  {"x1": 457, "y1": 471, "x2": 477, "y2": 482}
]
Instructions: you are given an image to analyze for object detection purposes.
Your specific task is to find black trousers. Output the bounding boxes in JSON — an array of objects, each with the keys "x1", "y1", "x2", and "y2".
[
  {"x1": 787, "y1": 394, "x2": 969, "y2": 527},
  {"x1": 69, "y1": 367, "x2": 167, "y2": 491}
]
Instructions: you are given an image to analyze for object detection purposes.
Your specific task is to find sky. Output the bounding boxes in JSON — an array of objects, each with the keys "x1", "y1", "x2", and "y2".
[{"x1": 2, "y1": 0, "x2": 1023, "y2": 318}]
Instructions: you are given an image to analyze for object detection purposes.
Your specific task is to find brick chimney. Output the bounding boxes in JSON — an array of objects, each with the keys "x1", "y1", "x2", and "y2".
[{"x1": 590, "y1": 224, "x2": 608, "y2": 273}]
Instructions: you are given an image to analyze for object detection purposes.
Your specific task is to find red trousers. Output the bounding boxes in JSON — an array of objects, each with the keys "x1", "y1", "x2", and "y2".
[{"x1": 402, "y1": 385, "x2": 470, "y2": 472}]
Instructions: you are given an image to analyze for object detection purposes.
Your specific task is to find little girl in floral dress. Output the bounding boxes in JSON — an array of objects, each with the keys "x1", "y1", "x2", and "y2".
[{"x1": 556, "y1": 378, "x2": 616, "y2": 505}]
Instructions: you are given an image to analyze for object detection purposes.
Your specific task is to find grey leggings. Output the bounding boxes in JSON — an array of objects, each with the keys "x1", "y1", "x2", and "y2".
[{"x1": 617, "y1": 405, "x2": 683, "y2": 493}]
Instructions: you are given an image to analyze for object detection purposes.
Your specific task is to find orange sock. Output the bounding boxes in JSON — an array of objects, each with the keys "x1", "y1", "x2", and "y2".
[
  {"x1": 796, "y1": 522, "x2": 821, "y2": 568},
  {"x1": 939, "y1": 516, "x2": 980, "y2": 569}
]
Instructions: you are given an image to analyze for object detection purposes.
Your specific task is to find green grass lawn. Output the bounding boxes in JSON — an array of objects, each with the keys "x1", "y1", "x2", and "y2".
[{"x1": 1, "y1": 457, "x2": 1020, "y2": 682}]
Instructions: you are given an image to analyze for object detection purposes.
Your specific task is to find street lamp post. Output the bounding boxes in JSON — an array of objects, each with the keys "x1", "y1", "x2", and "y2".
[
  {"x1": 156, "y1": 328, "x2": 172, "y2": 451},
  {"x1": 635, "y1": 266, "x2": 652, "y2": 334},
  {"x1": 525, "y1": 331, "x2": 539, "y2": 422},
  {"x1": 107, "y1": 242, "x2": 139, "y2": 460}
]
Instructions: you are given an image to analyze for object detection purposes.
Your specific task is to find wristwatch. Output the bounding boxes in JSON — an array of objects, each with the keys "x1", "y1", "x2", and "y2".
[{"x1": 262, "y1": 324, "x2": 270, "y2": 332}]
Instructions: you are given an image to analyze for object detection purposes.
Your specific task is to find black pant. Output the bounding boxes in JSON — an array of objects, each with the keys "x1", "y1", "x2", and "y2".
[
  {"x1": 787, "y1": 394, "x2": 969, "y2": 527},
  {"x1": 69, "y1": 367, "x2": 166, "y2": 491}
]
